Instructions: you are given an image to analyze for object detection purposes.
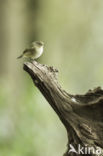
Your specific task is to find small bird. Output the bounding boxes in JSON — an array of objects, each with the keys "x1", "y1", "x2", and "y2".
[{"x1": 17, "y1": 41, "x2": 44, "y2": 60}]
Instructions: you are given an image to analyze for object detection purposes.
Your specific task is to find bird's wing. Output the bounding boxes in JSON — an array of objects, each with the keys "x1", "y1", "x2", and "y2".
[{"x1": 23, "y1": 48, "x2": 36, "y2": 57}]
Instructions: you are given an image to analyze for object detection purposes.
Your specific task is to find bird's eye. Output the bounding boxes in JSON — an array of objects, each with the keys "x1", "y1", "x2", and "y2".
[{"x1": 38, "y1": 42, "x2": 42, "y2": 46}]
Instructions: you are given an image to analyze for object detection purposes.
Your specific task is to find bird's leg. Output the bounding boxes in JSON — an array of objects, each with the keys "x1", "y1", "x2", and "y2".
[
  {"x1": 30, "y1": 58, "x2": 34, "y2": 62},
  {"x1": 26, "y1": 58, "x2": 33, "y2": 62}
]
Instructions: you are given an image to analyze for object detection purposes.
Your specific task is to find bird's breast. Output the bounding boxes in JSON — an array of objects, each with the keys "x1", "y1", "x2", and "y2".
[
  {"x1": 39, "y1": 46, "x2": 43, "y2": 55},
  {"x1": 33, "y1": 46, "x2": 43, "y2": 59}
]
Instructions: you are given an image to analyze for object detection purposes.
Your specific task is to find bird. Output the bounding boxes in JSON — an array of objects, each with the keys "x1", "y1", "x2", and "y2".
[{"x1": 17, "y1": 41, "x2": 44, "y2": 60}]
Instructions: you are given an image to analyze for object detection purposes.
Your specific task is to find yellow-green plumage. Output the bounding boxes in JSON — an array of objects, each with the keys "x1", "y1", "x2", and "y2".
[
  {"x1": 23, "y1": 48, "x2": 36, "y2": 58},
  {"x1": 17, "y1": 41, "x2": 44, "y2": 60}
]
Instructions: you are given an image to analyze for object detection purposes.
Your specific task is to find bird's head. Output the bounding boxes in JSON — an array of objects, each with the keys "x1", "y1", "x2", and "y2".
[{"x1": 31, "y1": 41, "x2": 44, "y2": 48}]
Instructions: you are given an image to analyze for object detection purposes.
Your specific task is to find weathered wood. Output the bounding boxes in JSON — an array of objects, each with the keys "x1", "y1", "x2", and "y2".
[{"x1": 23, "y1": 61, "x2": 103, "y2": 156}]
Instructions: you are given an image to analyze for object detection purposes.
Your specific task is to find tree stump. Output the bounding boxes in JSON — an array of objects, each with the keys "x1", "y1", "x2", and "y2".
[{"x1": 23, "y1": 61, "x2": 103, "y2": 156}]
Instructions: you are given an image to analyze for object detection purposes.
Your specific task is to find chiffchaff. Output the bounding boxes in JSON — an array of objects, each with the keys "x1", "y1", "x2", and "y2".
[{"x1": 17, "y1": 41, "x2": 44, "y2": 60}]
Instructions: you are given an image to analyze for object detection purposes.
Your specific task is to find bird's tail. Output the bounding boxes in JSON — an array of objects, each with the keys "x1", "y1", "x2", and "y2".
[{"x1": 17, "y1": 54, "x2": 23, "y2": 59}]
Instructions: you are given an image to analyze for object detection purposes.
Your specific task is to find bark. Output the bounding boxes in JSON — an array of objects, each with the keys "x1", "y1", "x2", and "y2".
[{"x1": 23, "y1": 61, "x2": 103, "y2": 156}]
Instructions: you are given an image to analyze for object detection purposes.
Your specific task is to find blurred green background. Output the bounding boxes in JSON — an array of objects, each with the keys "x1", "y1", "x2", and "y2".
[{"x1": 0, "y1": 0, "x2": 103, "y2": 155}]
